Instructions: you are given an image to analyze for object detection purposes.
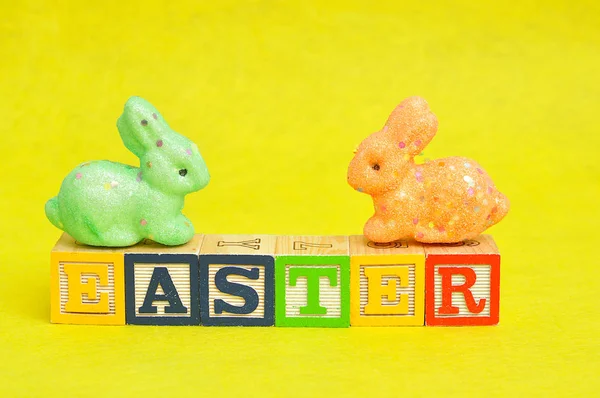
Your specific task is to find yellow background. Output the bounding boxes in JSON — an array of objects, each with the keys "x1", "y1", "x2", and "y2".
[{"x1": 1, "y1": 1, "x2": 598, "y2": 396}]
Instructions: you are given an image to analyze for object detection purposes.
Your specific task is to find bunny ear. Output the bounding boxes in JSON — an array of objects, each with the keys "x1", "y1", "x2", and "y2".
[
  {"x1": 382, "y1": 96, "x2": 438, "y2": 156},
  {"x1": 116, "y1": 96, "x2": 169, "y2": 157}
]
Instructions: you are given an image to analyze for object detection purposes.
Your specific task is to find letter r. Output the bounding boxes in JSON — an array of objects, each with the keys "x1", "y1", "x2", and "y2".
[{"x1": 438, "y1": 267, "x2": 486, "y2": 315}]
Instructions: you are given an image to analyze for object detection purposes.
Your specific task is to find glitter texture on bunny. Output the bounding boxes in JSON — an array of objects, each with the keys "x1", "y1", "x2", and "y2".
[
  {"x1": 347, "y1": 96, "x2": 509, "y2": 243},
  {"x1": 45, "y1": 97, "x2": 210, "y2": 247}
]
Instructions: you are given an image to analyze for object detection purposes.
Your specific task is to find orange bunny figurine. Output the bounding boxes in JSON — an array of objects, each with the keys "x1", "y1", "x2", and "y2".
[{"x1": 347, "y1": 96, "x2": 509, "y2": 243}]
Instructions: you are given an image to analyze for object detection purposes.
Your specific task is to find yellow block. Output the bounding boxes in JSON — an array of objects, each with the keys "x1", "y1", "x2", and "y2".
[
  {"x1": 50, "y1": 233, "x2": 125, "y2": 325},
  {"x1": 349, "y1": 235, "x2": 425, "y2": 326}
]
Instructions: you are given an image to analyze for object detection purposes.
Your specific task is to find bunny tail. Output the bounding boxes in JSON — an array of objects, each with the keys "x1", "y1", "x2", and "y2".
[
  {"x1": 491, "y1": 192, "x2": 510, "y2": 225},
  {"x1": 45, "y1": 197, "x2": 63, "y2": 230}
]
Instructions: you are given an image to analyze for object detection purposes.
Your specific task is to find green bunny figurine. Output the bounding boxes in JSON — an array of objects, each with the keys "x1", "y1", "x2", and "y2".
[{"x1": 45, "y1": 97, "x2": 210, "y2": 247}]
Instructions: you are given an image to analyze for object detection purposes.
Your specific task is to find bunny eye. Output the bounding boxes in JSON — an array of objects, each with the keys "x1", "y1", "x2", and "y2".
[
  {"x1": 179, "y1": 169, "x2": 188, "y2": 177},
  {"x1": 372, "y1": 163, "x2": 381, "y2": 171}
]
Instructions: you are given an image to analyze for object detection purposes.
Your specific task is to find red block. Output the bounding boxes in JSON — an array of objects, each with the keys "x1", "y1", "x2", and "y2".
[{"x1": 425, "y1": 235, "x2": 500, "y2": 326}]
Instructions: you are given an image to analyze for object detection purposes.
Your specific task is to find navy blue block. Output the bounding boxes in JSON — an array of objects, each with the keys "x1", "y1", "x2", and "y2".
[
  {"x1": 125, "y1": 253, "x2": 200, "y2": 325},
  {"x1": 200, "y1": 254, "x2": 274, "y2": 326}
]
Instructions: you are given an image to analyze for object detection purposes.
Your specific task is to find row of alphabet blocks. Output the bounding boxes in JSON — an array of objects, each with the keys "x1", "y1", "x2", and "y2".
[{"x1": 50, "y1": 233, "x2": 500, "y2": 326}]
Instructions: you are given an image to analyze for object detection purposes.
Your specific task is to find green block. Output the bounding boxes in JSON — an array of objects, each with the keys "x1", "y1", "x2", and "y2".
[{"x1": 275, "y1": 255, "x2": 350, "y2": 327}]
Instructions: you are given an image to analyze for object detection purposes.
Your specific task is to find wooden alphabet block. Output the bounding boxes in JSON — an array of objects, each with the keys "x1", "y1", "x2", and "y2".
[
  {"x1": 50, "y1": 233, "x2": 125, "y2": 325},
  {"x1": 199, "y1": 235, "x2": 276, "y2": 326},
  {"x1": 349, "y1": 236, "x2": 425, "y2": 326},
  {"x1": 275, "y1": 236, "x2": 350, "y2": 327},
  {"x1": 424, "y1": 235, "x2": 500, "y2": 326},
  {"x1": 124, "y1": 235, "x2": 203, "y2": 325}
]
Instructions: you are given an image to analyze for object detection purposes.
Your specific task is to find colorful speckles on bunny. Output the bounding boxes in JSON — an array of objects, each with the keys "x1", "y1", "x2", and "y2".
[
  {"x1": 44, "y1": 96, "x2": 210, "y2": 247},
  {"x1": 347, "y1": 96, "x2": 509, "y2": 243},
  {"x1": 415, "y1": 170, "x2": 424, "y2": 182},
  {"x1": 186, "y1": 148, "x2": 193, "y2": 156}
]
